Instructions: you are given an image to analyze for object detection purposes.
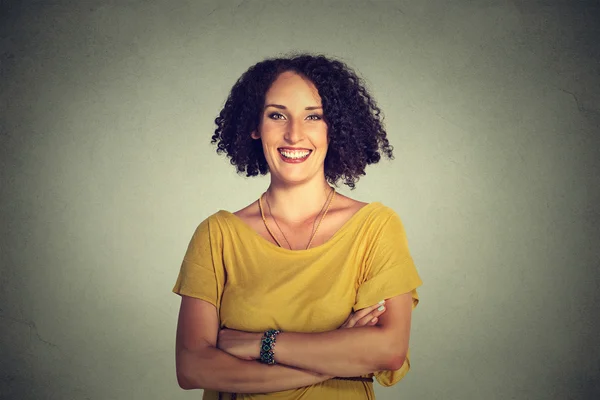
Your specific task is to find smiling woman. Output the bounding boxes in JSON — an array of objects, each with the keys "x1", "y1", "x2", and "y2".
[
  {"x1": 251, "y1": 72, "x2": 329, "y2": 186},
  {"x1": 173, "y1": 54, "x2": 423, "y2": 400}
]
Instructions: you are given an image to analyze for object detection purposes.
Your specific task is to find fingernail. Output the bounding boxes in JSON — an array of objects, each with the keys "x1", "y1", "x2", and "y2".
[
  {"x1": 378, "y1": 300, "x2": 385, "y2": 305},
  {"x1": 377, "y1": 305, "x2": 385, "y2": 311},
  {"x1": 371, "y1": 317, "x2": 378, "y2": 323}
]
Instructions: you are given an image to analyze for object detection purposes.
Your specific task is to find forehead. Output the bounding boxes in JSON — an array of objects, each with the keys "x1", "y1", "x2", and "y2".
[{"x1": 265, "y1": 71, "x2": 322, "y2": 105}]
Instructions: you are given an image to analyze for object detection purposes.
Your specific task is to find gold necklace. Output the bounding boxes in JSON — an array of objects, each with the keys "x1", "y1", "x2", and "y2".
[
  {"x1": 265, "y1": 188, "x2": 334, "y2": 250},
  {"x1": 265, "y1": 195, "x2": 292, "y2": 250},
  {"x1": 258, "y1": 187, "x2": 336, "y2": 250},
  {"x1": 311, "y1": 189, "x2": 333, "y2": 237},
  {"x1": 271, "y1": 187, "x2": 335, "y2": 249}
]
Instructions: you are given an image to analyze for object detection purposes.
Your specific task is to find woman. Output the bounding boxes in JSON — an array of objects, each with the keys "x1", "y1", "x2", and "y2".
[{"x1": 173, "y1": 54, "x2": 422, "y2": 400}]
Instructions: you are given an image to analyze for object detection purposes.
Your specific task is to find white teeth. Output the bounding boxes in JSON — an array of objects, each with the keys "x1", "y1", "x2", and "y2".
[{"x1": 279, "y1": 149, "x2": 311, "y2": 159}]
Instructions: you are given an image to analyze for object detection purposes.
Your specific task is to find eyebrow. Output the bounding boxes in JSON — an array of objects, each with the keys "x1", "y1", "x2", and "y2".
[{"x1": 264, "y1": 104, "x2": 323, "y2": 111}]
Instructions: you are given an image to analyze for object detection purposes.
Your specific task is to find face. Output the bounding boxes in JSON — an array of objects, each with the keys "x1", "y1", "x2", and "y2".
[{"x1": 251, "y1": 71, "x2": 328, "y2": 185}]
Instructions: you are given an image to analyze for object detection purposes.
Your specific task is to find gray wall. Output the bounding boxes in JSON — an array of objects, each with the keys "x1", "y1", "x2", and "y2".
[{"x1": 1, "y1": 1, "x2": 599, "y2": 399}]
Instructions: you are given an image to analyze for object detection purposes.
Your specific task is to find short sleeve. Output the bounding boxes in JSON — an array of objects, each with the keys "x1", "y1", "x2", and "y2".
[
  {"x1": 354, "y1": 211, "x2": 422, "y2": 311},
  {"x1": 172, "y1": 217, "x2": 225, "y2": 311},
  {"x1": 354, "y1": 209, "x2": 423, "y2": 386}
]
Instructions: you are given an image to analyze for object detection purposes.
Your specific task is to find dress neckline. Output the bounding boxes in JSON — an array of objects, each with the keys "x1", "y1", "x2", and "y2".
[{"x1": 219, "y1": 202, "x2": 381, "y2": 254}]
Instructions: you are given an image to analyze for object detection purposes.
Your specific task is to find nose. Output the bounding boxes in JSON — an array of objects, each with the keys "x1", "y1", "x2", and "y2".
[{"x1": 284, "y1": 119, "x2": 303, "y2": 144}]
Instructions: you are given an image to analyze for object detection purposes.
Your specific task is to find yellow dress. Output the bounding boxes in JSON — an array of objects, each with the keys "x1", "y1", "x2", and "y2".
[{"x1": 173, "y1": 202, "x2": 423, "y2": 399}]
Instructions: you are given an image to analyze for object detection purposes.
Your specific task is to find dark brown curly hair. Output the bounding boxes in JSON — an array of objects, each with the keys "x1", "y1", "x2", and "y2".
[{"x1": 210, "y1": 54, "x2": 394, "y2": 189}]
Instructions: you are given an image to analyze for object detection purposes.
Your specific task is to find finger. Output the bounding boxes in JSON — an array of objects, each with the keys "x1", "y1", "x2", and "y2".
[
  {"x1": 340, "y1": 300, "x2": 386, "y2": 329},
  {"x1": 347, "y1": 301, "x2": 386, "y2": 325},
  {"x1": 339, "y1": 314, "x2": 353, "y2": 329},
  {"x1": 353, "y1": 305, "x2": 386, "y2": 327},
  {"x1": 339, "y1": 318, "x2": 355, "y2": 329}
]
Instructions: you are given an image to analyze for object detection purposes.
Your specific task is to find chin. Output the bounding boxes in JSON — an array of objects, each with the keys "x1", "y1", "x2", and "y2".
[
  {"x1": 276, "y1": 175, "x2": 311, "y2": 185},
  {"x1": 267, "y1": 160, "x2": 325, "y2": 185},
  {"x1": 270, "y1": 170, "x2": 314, "y2": 185}
]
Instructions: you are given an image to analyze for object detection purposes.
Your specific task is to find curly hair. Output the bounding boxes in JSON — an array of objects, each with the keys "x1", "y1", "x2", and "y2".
[{"x1": 210, "y1": 53, "x2": 394, "y2": 189}]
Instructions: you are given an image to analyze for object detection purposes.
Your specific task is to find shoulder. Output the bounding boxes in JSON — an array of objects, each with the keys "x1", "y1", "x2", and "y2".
[
  {"x1": 190, "y1": 209, "x2": 236, "y2": 237},
  {"x1": 328, "y1": 195, "x2": 399, "y2": 234},
  {"x1": 371, "y1": 202, "x2": 400, "y2": 220},
  {"x1": 231, "y1": 200, "x2": 264, "y2": 233},
  {"x1": 357, "y1": 200, "x2": 399, "y2": 222},
  {"x1": 232, "y1": 200, "x2": 260, "y2": 221},
  {"x1": 328, "y1": 194, "x2": 368, "y2": 219},
  {"x1": 356, "y1": 202, "x2": 406, "y2": 238},
  {"x1": 333, "y1": 193, "x2": 395, "y2": 213}
]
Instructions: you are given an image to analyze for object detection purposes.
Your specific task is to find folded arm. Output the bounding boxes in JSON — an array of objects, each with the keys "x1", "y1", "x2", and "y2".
[
  {"x1": 216, "y1": 293, "x2": 414, "y2": 377},
  {"x1": 175, "y1": 296, "x2": 333, "y2": 393},
  {"x1": 271, "y1": 292, "x2": 413, "y2": 376}
]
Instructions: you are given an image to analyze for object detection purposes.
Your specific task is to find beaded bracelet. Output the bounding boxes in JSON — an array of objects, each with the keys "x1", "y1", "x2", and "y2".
[{"x1": 259, "y1": 329, "x2": 280, "y2": 365}]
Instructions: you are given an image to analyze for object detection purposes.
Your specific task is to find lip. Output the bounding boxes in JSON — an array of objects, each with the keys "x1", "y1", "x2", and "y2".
[{"x1": 277, "y1": 148, "x2": 312, "y2": 164}]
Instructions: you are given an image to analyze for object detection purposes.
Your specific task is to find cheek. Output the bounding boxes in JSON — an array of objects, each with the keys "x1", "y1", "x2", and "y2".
[
  {"x1": 313, "y1": 126, "x2": 329, "y2": 147},
  {"x1": 259, "y1": 123, "x2": 277, "y2": 141},
  {"x1": 260, "y1": 120, "x2": 285, "y2": 137}
]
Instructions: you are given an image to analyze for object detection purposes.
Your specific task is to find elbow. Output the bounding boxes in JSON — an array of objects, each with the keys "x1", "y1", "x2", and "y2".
[
  {"x1": 176, "y1": 352, "x2": 204, "y2": 390},
  {"x1": 386, "y1": 353, "x2": 407, "y2": 371},
  {"x1": 176, "y1": 346, "x2": 226, "y2": 391},
  {"x1": 379, "y1": 328, "x2": 409, "y2": 371},
  {"x1": 381, "y1": 335, "x2": 408, "y2": 371},
  {"x1": 372, "y1": 348, "x2": 406, "y2": 372},
  {"x1": 177, "y1": 378, "x2": 193, "y2": 390},
  {"x1": 176, "y1": 368, "x2": 199, "y2": 390}
]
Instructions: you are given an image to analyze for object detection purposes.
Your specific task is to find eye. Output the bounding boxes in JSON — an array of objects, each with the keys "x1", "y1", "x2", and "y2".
[
  {"x1": 268, "y1": 112, "x2": 286, "y2": 120},
  {"x1": 306, "y1": 114, "x2": 322, "y2": 121}
]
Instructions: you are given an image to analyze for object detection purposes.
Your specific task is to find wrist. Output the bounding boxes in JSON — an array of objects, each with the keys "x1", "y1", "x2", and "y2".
[
  {"x1": 254, "y1": 332, "x2": 263, "y2": 359},
  {"x1": 259, "y1": 329, "x2": 281, "y2": 365}
]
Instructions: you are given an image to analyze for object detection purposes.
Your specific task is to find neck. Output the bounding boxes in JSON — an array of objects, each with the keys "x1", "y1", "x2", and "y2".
[{"x1": 264, "y1": 179, "x2": 333, "y2": 223}]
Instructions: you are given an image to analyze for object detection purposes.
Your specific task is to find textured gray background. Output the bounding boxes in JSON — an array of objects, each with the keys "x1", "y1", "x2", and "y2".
[{"x1": 1, "y1": 1, "x2": 599, "y2": 399}]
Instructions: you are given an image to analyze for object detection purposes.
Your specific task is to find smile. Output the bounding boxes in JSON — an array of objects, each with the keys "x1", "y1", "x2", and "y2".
[{"x1": 278, "y1": 148, "x2": 312, "y2": 163}]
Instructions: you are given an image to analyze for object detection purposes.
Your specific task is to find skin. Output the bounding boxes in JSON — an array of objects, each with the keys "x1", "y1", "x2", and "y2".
[
  {"x1": 239, "y1": 71, "x2": 369, "y2": 249},
  {"x1": 217, "y1": 301, "x2": 388, "y2": 361},
  {"x1": 251, "y1": 71, "x2": 329, "y2": 190},
  {"x1": 217, "y1": 71, "x2": 413, "y2": 374},
  {"x1": 175, "y1": 70, "x2": 414, "y2": 391}
]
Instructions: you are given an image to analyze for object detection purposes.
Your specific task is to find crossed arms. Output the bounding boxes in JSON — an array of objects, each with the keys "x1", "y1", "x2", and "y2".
[{"x1": 175, "y1": 292, "x2": 413, "y2": 394}]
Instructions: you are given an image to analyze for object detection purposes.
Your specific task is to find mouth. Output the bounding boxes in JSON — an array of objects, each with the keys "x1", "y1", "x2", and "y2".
[{"x1": 277, "y1": 148, "x2": 312, "y2": 163}]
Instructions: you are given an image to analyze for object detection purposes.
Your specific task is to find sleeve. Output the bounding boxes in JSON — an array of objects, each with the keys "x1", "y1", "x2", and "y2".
[
  {"x1": 172, "y1": 217, "x2": 226, "y2": 312},
  {"x1": 353, "y1": 209, "x2": 423, "y2": 387}
]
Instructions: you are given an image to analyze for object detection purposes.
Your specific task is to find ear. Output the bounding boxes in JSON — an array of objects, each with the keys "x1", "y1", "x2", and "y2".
[{"x1": 251, "y1": 130, "x2": 260, "y2": 140}]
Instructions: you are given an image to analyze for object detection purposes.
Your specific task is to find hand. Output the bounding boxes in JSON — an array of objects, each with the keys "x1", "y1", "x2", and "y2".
[
  {"x1": 217, "y1": 328, "x2": 263, "y2": 361},
  {"x1": 339, "y1": 300, "x2": 386, "y2": 329}
]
